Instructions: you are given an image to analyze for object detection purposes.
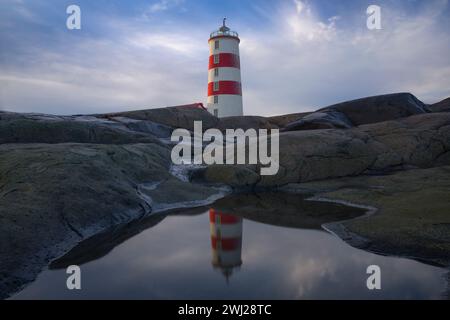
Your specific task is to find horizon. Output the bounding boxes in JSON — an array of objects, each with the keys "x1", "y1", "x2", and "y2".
[
  {"x1": 0, "y1": 91, "x2": 442, "y2": 118},
  {"x1": 1, "y1": 0, "x2": 450, "y2": 116}
]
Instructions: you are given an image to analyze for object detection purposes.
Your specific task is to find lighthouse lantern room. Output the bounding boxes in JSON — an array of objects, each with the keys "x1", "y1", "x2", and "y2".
[{"x1": 207, "y1": 18, "x2": 243, "y2": 118}]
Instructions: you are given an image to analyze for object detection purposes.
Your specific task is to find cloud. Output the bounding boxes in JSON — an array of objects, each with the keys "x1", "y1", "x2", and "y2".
[
  {"x1": 287, "y1": 1, "x2": 338, "y2": 42},
  {"x1": 0, "y1": 0, "x2": 449, "y2": 116},
  {"x1": 127, "y1": 32, "x2": 204, "y2": 56},
  {"x1": 145, "y1": 0, "x2": 185, "y2": 15},
  {"x1": 239, "y1": 0, "x2": 450, "y2": 116},
  {"x1": 294, "y1": 0, "x2": 306, "y2": 14},
  {"x1": 0, "y1": 29, "x2": 205, "y2": 114}
]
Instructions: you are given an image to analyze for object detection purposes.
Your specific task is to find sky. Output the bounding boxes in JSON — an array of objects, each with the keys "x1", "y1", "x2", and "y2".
[{"x1": 0, "y1": 0, "x2": 449, "y2": 116}]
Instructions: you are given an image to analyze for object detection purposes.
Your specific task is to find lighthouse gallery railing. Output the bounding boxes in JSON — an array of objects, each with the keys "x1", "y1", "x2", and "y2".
[{"x1": 210, "y1": 30, "x2": 239, "y2": 38}]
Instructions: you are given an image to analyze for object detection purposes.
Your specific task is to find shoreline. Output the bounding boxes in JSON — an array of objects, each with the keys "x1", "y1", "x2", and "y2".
[
  {"x1": 308, "y1": 196, "x2": 378, "y2": 249},
  {"x1": 2, "y1": 184, "x2": 231, "y2": 300},
  {"x1": 5, "y1": 184, "x2": 449, "y2": 299},
  {"x1": 298, "y1": 167, "x2": 450, "y2": 269},
  {"x1": 311, "y1": 196, "x2": 448, "y2": 269}
]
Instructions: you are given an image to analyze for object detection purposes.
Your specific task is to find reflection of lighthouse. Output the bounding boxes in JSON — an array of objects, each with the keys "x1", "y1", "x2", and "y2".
[{"x1": 209, "y1": 209, "x2": 243, "y2": 282}]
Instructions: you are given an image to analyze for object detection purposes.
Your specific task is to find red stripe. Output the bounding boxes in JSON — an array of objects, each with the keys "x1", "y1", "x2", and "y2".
[
  {"x1": 209, "y1": 53, "x2": 240, "y2": 70},
  {"x1": 207, "y1": 81, "x2": 242, "y2": 96},
  {"x1": 209, "y1": 209, "x2": 242, "y2": 224},
  {"x1": 211, "y1": 237, "x2": 241, "y2": 251}
]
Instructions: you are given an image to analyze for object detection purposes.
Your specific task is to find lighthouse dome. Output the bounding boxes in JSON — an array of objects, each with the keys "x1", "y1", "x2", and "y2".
[{"x1": 210, "y1": 18, "x2": 239, "y2": 40}]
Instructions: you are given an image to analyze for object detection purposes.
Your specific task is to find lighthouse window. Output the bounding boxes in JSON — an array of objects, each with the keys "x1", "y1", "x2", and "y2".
[
  {"x1": 214, "y1": 54, "x2": 220, "y2": 64},
  {"x1": 214, "y1": 96, "x2": 219, "y2": 104},
  {"x1": 213, "y1": 82, "x2": 219, "y2": 92},
  {"x1": 214, "y1": 68, "x2": 219, "y2": 77},
  {"x1": 214, "y1": 109, "x2": 218, "y2": 117},
  {"x1": 214, "y1": 40, "x2": 219, "y2": 50}
]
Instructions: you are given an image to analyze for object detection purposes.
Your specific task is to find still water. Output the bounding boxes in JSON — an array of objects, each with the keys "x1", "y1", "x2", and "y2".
[{"x1": 12, "y1": 193, "x2": 448, "y2": 299}]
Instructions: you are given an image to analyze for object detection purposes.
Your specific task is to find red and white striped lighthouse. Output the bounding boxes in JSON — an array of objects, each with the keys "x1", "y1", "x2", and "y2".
[{"x1": 207, "y1": 18, "x2": 243, "y2": 118}]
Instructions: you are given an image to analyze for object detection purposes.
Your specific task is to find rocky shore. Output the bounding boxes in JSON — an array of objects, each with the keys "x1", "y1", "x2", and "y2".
[
  {"x1": 283, "y1": 166, "x2": 450, "y2": 267},
  {"x1": 1, "y1": 93, "x2": 449, "y2": 298}
]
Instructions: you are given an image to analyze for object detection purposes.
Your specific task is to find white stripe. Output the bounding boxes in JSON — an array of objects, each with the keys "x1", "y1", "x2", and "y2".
[
  {"x1": 207, "y1": 95, "x2": 243, "y2": 117},
  {"x1": 209, "y1": 38, "x2": 240, "y2": 55},
  {"x1": 208, "y1": 67, "x2": 241, "y2": 83}
]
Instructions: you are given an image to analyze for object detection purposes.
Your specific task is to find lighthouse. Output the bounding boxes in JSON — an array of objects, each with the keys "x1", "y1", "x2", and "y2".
[{"x1": 207, "y1": 18, "x2": 243, "y2": 118}]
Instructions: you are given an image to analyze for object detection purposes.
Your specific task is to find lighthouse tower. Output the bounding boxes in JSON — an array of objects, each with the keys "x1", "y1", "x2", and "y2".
[{"x1": 207, "y1": 18, "x2": 243, "y2": 118}]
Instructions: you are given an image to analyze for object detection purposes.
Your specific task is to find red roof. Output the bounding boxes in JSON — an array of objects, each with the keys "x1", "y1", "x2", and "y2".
[{"x1": 179, "y1": 103, "x2": 206, "y2": 110}]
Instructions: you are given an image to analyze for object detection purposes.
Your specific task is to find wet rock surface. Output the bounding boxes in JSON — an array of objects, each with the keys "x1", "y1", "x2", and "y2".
[{"x1": 283, "y1": 166, "x2": 450, "y2": 268}]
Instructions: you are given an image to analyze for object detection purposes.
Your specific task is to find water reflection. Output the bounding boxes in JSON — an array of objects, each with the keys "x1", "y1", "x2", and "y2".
[
  {"x1": 209, "y1": 209, "x2": 243, "y2": 281},
  {"x1": 206, "y1": 193, "x2": 365, "y2": 284},
  {"x1": 9, "y1": 193, "x2": 449, "y2": 300},
  {"x1": 211, "y1": 193, "x2": 364, "y2": 230}
]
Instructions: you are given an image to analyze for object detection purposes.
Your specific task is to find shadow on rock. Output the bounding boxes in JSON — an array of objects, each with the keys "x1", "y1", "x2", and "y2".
[{"x1": 211, "y1": 192, "x2": 366, "y2": 230}]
